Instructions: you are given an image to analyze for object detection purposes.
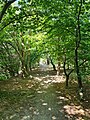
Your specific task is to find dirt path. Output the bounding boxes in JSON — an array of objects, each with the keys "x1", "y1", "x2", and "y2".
[{"x1": 0, "y1": 70, "x2": 90, "y2": 120}]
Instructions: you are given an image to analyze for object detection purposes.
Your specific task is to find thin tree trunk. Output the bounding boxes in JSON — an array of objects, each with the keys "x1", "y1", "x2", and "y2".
[
  {"x1": 57, "y1": 61, "x2": 60, "y2": 75},
  {"x1": 63, "y1": 54, "x2": 74, "y2": 87},
  {"x1": 75, "y1": 0, "x2": 83, "y2": 89},
  {"x1": 50, "y1": 58, "x2": 56, "y2": 71},
  {"x1": 66, "y1": 75, "x2": 69, "y2": 87},
  {"x1": 75, "y1": 48, "x2": 82, "y2": 88}
]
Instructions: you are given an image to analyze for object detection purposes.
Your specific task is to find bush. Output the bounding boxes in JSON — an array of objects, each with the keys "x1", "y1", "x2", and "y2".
[{"x1": 0, "y1": 73, "x2": 8, "y2": 81}]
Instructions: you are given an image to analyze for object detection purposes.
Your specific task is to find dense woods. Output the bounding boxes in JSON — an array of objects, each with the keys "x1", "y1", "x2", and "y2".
[
  {"x1": 0, "y1": 0, "x2": 90, "y2": 86},
  {"x1": 0, "y1": 0, "x2": 90, "y2": 119}
]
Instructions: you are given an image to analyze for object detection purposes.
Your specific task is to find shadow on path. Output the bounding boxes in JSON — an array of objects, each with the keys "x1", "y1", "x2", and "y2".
[{"x1": 0, "y1": 69, "x2": 90, "y2": 120}]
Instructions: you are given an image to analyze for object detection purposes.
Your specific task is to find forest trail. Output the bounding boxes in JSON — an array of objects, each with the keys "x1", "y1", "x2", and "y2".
[{"x1": 0, "y1": 69, "x2": 90, "y2": 120}]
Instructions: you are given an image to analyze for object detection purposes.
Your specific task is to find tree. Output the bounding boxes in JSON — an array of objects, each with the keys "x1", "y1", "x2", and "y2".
[
  {"x1": 0, "y1": 0, "x2": 90, "y2": 92},
  {"x1": 36, "y1": 0, "x2": 90, "y2": 88}
]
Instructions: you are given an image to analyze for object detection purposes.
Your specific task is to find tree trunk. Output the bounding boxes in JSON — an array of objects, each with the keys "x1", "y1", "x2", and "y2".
[
  {"x1": 63, "y1": 54, "x2": 73, "y2": 87},
  {"x1": 66, "y1": 75, "x2": 69, "y2": 87},
  {"x1": 75, "y1": 48, "x2": 82, "y2": 88},
  {"x1": 20, "y1": 33, "x2": 28, "y2": 77},
  {"x1": 47, "y1": 57, "x2": 50, "y2": 65},
  {"x1": 57, "y1": 61, "x2": 60, "y2": 75},
  {"x1": 50, "y1": 58, "x2": 56, "y2": 71},
  {"x1": 75, "y1": 1, "x2": 83, "y2": 89}
]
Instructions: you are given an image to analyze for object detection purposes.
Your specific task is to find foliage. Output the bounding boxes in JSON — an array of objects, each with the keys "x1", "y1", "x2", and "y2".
[{"x1": 0, "y1": 0, "x2": 90, "y2": 87}]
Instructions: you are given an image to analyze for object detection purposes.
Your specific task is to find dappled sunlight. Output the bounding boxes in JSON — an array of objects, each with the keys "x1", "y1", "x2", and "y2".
[
  {"x1": 42, "y1": 103, "x2": 48, "y2": 106},
  {"x1": 32, "y1": 71, "x2": 65, "y2": 86},
  {"x1": 64, "y1": 104, "x2": 85, "y2": 115},
  {"x1": 52, "y1": 116, "x2": 57, "y2": 120},
  {"x1": 21, "y1": 116, "x2": 30, "y2": 120},
  {"x1": 10, "y1": 114, "x2": 17, "y2": 119},
  {"x1": 0, "y1": 69, "x2": 90, "y2": 120},
  {"x1": 64, "y1": 103, "x2": 90, "y2": 120},
  {"x1": 34, "y1": 76, "x2": 43, "y2": 82},
  {"x1": 37, "y1": 90, "x2": 43, "y2": 94},
  {"x1": 48, "y1": 107, "x2": 52, "y2": 111},
  {"x1": 57, "y1": 96, "x2": 68, "y2": 101}
]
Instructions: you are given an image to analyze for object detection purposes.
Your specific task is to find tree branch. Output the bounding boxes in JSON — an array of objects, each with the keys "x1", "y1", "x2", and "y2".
[
  {"x1": 0, "y1": 0, "x2": 16, "y2": 22},
  {"x1": 0, "y1": 12, "x2": 35, "y2": 31}
]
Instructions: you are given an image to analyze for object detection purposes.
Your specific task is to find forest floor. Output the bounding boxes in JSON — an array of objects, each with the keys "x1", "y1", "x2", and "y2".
[{"x1": 0, "y1": 69, "x2": 90, "y2": 120}]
